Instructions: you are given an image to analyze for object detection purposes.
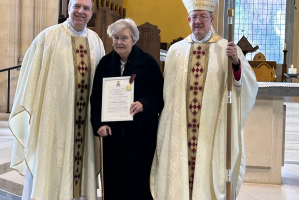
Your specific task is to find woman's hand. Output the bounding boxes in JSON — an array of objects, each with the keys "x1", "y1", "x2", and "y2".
[
  {"x1": 97, "y1": 125, "x2": 112, "y2": 137},
  {"x1": 130, "y1": 101, "x2": 143, "y2": 116}
]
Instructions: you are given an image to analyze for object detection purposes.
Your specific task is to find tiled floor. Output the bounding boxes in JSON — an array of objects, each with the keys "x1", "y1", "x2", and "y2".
[
  {"x1": 0, "y1": 137, "x2": 23, "y2": 199},
  {"x1": 0, "y1": 136, "x2": 299, "y2": 200}
]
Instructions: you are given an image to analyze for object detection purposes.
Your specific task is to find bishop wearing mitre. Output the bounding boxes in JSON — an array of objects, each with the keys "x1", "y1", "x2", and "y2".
[{"x1": 150, "y1": 0, "x2": 258, "y2": 199}]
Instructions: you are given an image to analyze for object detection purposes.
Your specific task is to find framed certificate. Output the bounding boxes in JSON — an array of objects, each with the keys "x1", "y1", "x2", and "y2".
[{"x1": 101, "y1": 76, "x2": 134, "y2": 122}]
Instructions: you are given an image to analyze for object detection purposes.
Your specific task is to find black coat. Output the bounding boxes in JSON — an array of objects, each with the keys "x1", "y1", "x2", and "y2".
[{"x1": 90, "y1": 45, "x2": 164, "y2": 200}]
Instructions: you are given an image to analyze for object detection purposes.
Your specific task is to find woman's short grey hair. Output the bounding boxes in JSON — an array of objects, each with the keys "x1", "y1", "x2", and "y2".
[{"x1": 107, "y1": 18, "x2": 140, "y2": 43}]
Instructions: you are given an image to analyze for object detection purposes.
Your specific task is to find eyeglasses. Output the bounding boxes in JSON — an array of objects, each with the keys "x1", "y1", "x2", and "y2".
[
  {"x1": 190, "y1": 15, "x2": 210, "y2": 22},
  {"x1": 113, "y1": 36, "x2": 131, "y2": 42}
]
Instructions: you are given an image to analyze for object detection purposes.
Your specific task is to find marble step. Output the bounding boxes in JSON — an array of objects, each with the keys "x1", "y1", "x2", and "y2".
[
  {"x1": 0, "y1": 121, "x2": 9, "y2": 128},
  {"x1": 285, "y1": 133, "x2": 299, "y2": 141},
  {"x1": 285, "y1": 141, "x2": 299, "y2": 150},
  {"x1": 0, "y1": 113, "x2": 10, "y2": 137},
  {"x1": 285, "y1": 117, "x2": 299, "y2": 124},
  {"x1": 285, "y1": 149, "x2": 299, "y2": 163},
  {"x1": 0, "y1": 128, "x2": 12, "y2": 136},
  {"x1": 285, "y1": 124, "x2": 299, "y2": 133},
  {"x1": 284, "y1": 102, "x2": 299, "y2": 109},
  {"x1": 286, "y1": 109, "x2": 299, "y2": 116}
]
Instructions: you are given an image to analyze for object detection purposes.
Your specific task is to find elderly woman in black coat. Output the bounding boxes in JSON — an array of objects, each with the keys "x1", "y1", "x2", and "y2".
[{"x1": 90, "y1": 18, "x2": 164, "y2": 200}]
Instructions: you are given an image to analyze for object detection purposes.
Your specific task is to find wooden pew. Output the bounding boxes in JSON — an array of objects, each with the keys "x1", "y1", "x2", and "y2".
[{"x1": 136, "y1": 22, "x2": 161, "y2": 65}]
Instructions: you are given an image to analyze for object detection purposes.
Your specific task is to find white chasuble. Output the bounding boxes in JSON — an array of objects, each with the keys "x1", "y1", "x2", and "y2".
[
  {"x1": 9, "y1": 21, "x2": 105, "y2": 200},
  {"x1": 150, "y1": 35, "x2": 258, "y2": 200}
]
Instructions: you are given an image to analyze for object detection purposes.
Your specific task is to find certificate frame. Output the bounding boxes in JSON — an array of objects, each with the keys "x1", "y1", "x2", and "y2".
[{"x1": 101, "y1": 76, "x2": 134, "y2": 122}]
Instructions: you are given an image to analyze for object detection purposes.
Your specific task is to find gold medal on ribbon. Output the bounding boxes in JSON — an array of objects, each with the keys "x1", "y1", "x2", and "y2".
[{"x1": 127, "y1": 74, "x2": 136, "y2": 91}]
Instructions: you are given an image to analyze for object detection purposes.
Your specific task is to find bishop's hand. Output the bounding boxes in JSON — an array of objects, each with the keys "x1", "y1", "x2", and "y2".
[{"x1": 226, "y1": 41, "x2": 239, "y2": 65}]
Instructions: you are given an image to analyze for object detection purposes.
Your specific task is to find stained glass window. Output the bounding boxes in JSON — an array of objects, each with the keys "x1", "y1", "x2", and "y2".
[{"x1": 234, "y1": 0, "x2": 286, "y2": 63}]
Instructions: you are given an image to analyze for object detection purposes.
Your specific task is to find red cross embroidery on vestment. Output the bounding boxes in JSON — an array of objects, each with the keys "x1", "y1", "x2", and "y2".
[
  {"x1": 78, "y1": 79, "x2": 88, "y2": 94},
  {"x1": 188, "y1": 136, "x2": 198, "y2": 153},
  {"x1": 188, "y1": 118, "x2": 199, "y2": 134},
  {"x1": 194, "y1": 46, "x2": 206, "y2": 59},
  {"x1": 189, "y1": 81, "x2": 203, "y2": 96},
  {"x1": 192, "y1": 63, "x2": 204, "y2": 79},
  {"x1": 76, "y1": 45, "x2": 89, "y2": 77},
  {"x1": 74, "y1": 151, "x2": 82, "y2": 185},
  {"x1": 76, "y1": 96, "x2": 86, "y2": 113},
  {"x1": 76, "y1": 45, "x2": 88, "y2": 58},
  {"x1": 78, "y1": 61, "x2": 88, "y2": 77},
  {"x1": 75, "y1": 134, "x2": 83, "y2": 149},
  {"x1": 189, "y1": 174, "x2": 194, "y2": 188},
  {"x1": 189, "y1": 98, "x2": 201, "y2": 116}
]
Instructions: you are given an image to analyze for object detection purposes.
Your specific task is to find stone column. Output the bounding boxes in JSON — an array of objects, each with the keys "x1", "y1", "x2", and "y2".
[{"x1": 0, "y1": 0, "x2": 58, "y2": 112}]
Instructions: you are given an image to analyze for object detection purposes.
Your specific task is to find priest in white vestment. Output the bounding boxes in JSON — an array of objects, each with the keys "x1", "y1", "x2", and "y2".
[
  {"x1": 150, "y1": 0, "x2": 258, "y2": 200},
  {"x1": 9, "y1": 0, "x2": 105, "y2": 199}
]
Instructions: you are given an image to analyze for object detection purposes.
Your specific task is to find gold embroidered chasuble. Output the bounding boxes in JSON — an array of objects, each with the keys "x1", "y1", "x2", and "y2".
[
  {"x1": 9, "y1": 20, "x2": 105, "y2": 200},
  {"x1": 186, "y1": 43, "x2": 209, "y2": 198},
  {"x1": 71, "y1": 36, "x2": 91, "y2": 198},
  {"x1": 186, "y1": 35, "x2": 223, "y2": 198},
  {"x1": 150, "y1": 33, "x2": 258, "y2": 200}
]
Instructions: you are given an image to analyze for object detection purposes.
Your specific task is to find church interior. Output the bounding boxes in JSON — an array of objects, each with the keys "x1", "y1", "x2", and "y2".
[{"x1": 0, "y1": 0, "x2": 299, "y2": 199}]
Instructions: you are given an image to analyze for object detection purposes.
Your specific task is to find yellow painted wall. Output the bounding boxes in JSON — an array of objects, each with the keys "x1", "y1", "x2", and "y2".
[
  {"x1": 93, "y1": 0, "x2": 122, "y2": 9},
  {"x1": 112, "y1": 0, "x2": 122, "y2": 6},
  {"x1": 122, "y1": 0, "x2": 191, "y2": 43}
]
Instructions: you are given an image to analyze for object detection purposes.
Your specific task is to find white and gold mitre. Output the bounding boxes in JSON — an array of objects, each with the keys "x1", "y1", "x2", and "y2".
[{"x1": 182, "y1": 0, "x2": 218, "y2": 13}]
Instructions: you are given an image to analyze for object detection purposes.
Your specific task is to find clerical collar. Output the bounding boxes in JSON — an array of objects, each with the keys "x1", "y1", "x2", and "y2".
[
  {"x1": 191, "y1": 31, "x2": 212, "y2": 44},
  {"x1": 66, "y1": 18, "x2": 87, "y2": 37}
]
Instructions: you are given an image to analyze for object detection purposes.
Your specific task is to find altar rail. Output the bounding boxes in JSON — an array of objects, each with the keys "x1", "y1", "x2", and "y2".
[{"x1": 0, "y1": 65, "x2": 21, "y2": 113}]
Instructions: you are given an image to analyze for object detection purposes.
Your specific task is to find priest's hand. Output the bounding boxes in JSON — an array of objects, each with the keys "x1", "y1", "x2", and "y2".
[
  {"x1": 97, "y1": 125, "x2": 112, "y2": 137},
  {"x1": 226, "y1": 41, "x2": 239, "y2": 65},
  {"x1": 130, "y1": 101, "x2": 143, "y2": 116}
]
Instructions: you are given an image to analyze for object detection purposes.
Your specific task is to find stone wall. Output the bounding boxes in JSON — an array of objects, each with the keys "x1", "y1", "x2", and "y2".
[{"x1": 0, "y1": 0, "x2": 58, "y2": 112}]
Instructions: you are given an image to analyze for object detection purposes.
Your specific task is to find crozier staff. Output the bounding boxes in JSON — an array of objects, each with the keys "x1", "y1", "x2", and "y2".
[{"x1": 90, "y1": 18, "x2": 164, "y2": 200}]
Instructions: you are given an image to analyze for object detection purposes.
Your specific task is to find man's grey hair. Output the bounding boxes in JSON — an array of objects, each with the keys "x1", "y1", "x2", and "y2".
[
  {"x1": 68, "y1": 0, "x2": 94, "y2": 10},
  {"x1": 107, "y1": 18, "x2": 140, "y2": 43}
]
